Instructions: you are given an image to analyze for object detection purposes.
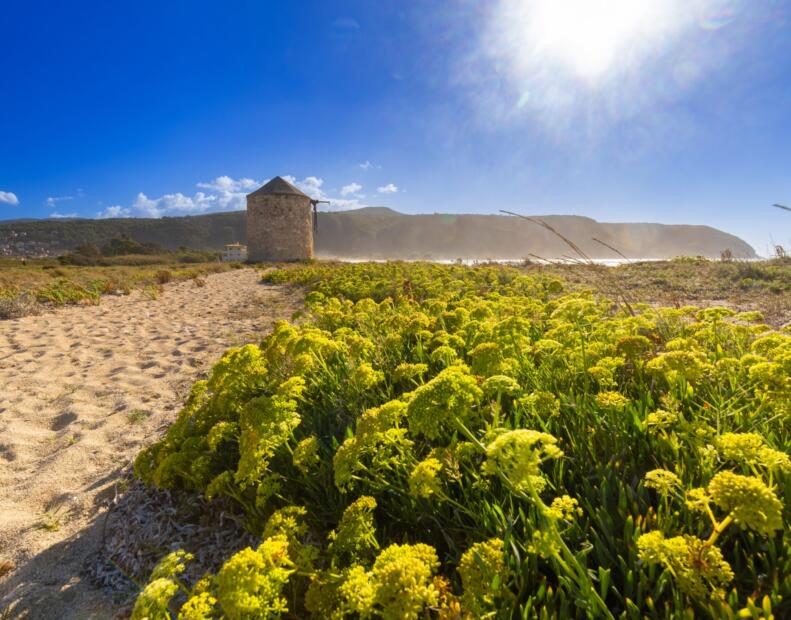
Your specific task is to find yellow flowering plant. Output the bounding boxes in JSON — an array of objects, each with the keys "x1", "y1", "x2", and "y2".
[{"x1": 127, "y1": 262, "x2": 789, "y2": 618}]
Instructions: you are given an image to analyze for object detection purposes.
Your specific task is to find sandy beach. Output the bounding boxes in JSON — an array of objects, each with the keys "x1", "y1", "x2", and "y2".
[{"x1": 0, "y1": 268, "x2": 300, "y2": 618}]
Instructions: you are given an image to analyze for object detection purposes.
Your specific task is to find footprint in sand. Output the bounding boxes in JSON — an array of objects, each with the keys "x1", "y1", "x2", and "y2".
[
  {"x1": 49, "y1": 412, "x2": 78, "y2": 431},
  {"x1": 0, "y1": 269, "x2": 300, "y2": 619}
]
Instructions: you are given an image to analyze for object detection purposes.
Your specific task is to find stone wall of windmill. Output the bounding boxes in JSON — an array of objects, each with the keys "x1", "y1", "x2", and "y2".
[{"x1": 246, "y1": 176, "x2": 314, "y2": 262}]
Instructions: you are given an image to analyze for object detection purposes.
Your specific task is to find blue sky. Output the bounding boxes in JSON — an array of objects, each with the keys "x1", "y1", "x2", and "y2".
[{"x1": 1, "y1": 0, "x2": 789, "y2": 255}]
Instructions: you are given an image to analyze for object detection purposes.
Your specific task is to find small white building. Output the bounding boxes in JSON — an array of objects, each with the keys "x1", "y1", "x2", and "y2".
[{"x1": 222, "y1": 243, "x2": 247, "y2": 262}]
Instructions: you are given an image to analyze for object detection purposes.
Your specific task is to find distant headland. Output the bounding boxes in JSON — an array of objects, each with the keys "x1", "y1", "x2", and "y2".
[{"x1": 0, "y1": 207, "x2": 756, "y2": 260}]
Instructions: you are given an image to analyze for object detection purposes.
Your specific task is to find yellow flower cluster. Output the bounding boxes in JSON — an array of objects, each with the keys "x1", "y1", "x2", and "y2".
[
  {"x1": 371, "y1": 543, "x2": 440, "y2": 620},
  {"x1": 213, "y1": 536, "x2": 294, "y2": 619},
  {"x1": 408, "y1": 457, "x2": 443, "y2": 498},
  {"x1": 643, "y1": 469, "x2": 682, "y2": 496},
  {"x1": 131, "y1": 578, "x2": 179, "y2": 620},
  {"x1": 263, "y1": 506, "x2": 316, "y2": 571},
  {"x1": 458, "y1": 538, "x2": 510, "y2": 615},
  {"x1": 292, "y1": 435, "x2": 320, "y2": 475},
  {"x1": 483, "y1": 429, "x2": 563, "y2": 493},
  {"x1": 638, "y1": 532, "x2": 734, "y2": 599},
  {"x1": 594, "y1": 390, "x2": 630, "y2": 410},
  {"x1": 707, "y1": 471, "x2": 783, "y2": 536},
  {"x1": 716, "y1": 433, "x2": 790, "y2": 473},
  {"x1": 405, "y1": 365, "x2": 483, "y2": 440},
  {"x1": 644, "y1": 408, "x2": 678, "y2": 431},
  {"x1": 328, "y1": 496, "x2": 379, "y2": 561},
  {"x1": 306, "y1": 543, "x2": 442, "y2": 620},
  {"x1": 547, "y1": 494, "x2": 584, "y2": 521},
  {"x1": 481, "y1": 374, "x2": 522, "y2": 398}
]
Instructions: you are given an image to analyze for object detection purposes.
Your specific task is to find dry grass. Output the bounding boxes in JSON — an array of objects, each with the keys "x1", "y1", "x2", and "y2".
[
  {"x1": 87, "y1": 474, "x2": 256, "y2": 600},
  {"x1": 0, "y1": 563, "x2": 14, "y2": 580},
  {"x1": 0, "y1": 255, "x2": 240, "y2": 318},
  {"x1": 33, "y1": 511, "x2": 63, "y2": 533},
  {"x1": 521, "y1": 257, "x2": 791, "y2": 326}
]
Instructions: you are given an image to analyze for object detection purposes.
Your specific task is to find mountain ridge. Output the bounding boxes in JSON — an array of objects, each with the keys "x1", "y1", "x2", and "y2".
[{"x1": 0, "y1": 208, "x2": 756, "y2": 259}]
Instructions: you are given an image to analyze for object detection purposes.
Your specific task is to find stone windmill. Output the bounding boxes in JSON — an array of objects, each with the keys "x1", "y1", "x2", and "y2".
[{"x1": 246, "y1": 176, "x2": 324, "y2": 262}]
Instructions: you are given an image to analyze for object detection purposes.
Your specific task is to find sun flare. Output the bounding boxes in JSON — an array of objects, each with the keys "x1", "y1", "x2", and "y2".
[
  {"x1": 532, "y1": 0, "x2": 670, "y2": 77},
  {"x1": 496, "y1": 0, "x2": 682, "y2": 81}
]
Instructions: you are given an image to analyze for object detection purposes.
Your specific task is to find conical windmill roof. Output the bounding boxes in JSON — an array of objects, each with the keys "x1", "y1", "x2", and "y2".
[{"x1": 249, "y1": 176, "x2": 311, "y2": 198}]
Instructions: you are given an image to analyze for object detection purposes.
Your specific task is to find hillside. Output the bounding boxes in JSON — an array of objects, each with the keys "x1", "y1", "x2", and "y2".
[{"x1": 0, "y1": 208, "x2": 756, "y2": 259}]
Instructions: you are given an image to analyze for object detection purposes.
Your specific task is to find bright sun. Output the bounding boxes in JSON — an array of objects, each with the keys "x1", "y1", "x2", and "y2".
[{"x1": 517, "y1": 0, "x2": 677, "y2": 79}]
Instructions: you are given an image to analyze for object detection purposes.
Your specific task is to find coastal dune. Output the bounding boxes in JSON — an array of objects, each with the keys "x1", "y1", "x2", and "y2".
[{"x1": 0, "y1": 268, "x2": 299, "y2": 618}]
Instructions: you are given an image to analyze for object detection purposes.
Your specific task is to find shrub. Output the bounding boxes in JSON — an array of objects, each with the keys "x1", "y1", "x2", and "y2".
[
  {"x1": 0, "y1": 292, "x2": 41, "y2": 319},
  {"x1": 154, "y1": 269, "x2": 172, "y2": 285}
]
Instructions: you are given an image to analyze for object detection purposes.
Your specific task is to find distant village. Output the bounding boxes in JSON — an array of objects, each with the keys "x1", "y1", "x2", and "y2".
[{"x1": 0, "y1": 230, "x2": 62, "y2": 258}]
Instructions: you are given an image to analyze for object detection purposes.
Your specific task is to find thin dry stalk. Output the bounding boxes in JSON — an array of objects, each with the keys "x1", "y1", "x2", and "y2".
[
  {"x1": 500, "y1": 210, "x2": 593, "y2": 262},
  {"x1": 500, "y1": 210, "x2": 636, "y2": 316},
  {"x1": 592, "y1": 237, "x2": 632, "y2": 263}
]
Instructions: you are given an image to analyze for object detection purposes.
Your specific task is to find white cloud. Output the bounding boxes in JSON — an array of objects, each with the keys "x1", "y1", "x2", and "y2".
[
  {"x1": 283, "y1": 176, "x2": 367, "y2": 210},
  {"x1": 132, "y1": 191, "x2": 220, "y2": 218},
  {"x1": 196, "y1": 176, "x2": 259, "y2": 192},
  {"x1": 195, "y1": 175, "x2": 261, "y2": 211},
  {"x1": 49, "y1": 212, "x2": 78, "y2": 219},
  {"x1": 46, "y1": 195, "x2": 74, "y2": 207},
  {"x1": 341, "y1": 182, "x2": 363, "y2": 196},
  {"x1": 282, "y1": 175, "x2": 327, "y2": 200},
  {"x1": 0, "y1": 191, "x2": 19, "y2": 205},
  {"x1": 97, "y1": 205, "x2": 131, "y2": 219},
  {"x1": 377, "y1": 183, "x2": 398, "y2": 194},
  {"x1": 327, "y1": 197, "x2": 366, "y2": 210},
  {"x1": 94, "y1": 174, "x2": 387, "y2": 219},
  {"x1": 359, "y1": 161, "x2": 380, "y2": 170},
  {"x1": 125, "y1": 175, "x2": 263, "y2": 218}
]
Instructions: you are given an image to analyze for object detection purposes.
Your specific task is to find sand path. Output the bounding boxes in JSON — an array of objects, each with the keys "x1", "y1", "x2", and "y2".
[{"x1": 0, "y1": 268, "x2": 301, "y2": 618}]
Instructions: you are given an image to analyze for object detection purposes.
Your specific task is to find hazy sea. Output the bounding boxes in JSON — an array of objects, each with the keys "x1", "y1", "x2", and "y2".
[{"x1": 324, "y1": 257, "x2": 668, "y2": 266}]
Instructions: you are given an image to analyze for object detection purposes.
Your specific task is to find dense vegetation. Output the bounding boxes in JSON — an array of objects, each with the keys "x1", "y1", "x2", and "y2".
[
  {"x1": 131, "y1": 262, "x2": 789, "y2": 618},
  {"x1": 67, "y1": 234, "x2": 167, "y2": 261},
  {"x1": 0, "y1": 212, "x2": 245, "y2": 255}
]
